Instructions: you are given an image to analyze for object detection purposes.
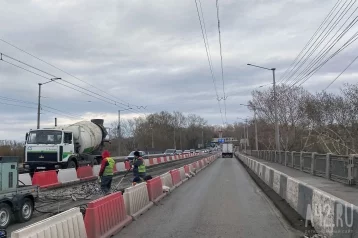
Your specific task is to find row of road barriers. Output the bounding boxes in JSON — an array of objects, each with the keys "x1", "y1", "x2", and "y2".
[
  {"x1": 18, "y1": 153, "x2": 201, "y2": 189},
  {"x1": 237, "y1": 152, "x2": 358, "y2": 238},
  {"x1": 247, "y1": 150, "x2": 358, "y2": 185},
  {"x1": 11, "y1": 153, "x2": 219, "y2": 238}
]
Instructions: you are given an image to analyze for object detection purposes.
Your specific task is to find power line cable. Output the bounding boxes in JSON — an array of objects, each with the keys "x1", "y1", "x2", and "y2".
[
  {"x1": 297, "y1": 29, "x2": 358, "y2": 86},
  {"x1": 324, "y1": 53, "x2": 358, "y2": 90},
  {"x1": 194, "y1": 0, "x2": 225, "y2": 125},
  {"x1": 215, "y1": 0, "x2": 228, "y2": 124},
  {"x1": 0, "y1": 96, "x2": 84, "y2": 119},
  {"x1": 293, "y1": 16, "x2": 358, "y2": 87},
  {"x1": 278, "y1": 0, "x2": 343, "y2": 83},
  {"x1": 281, "y1": 0, "x2": 351, "y2": 85},
  {"x1": 0, "y1": 38, "x2": 140, "y2": 108},
  {"x1": 287, "y1": 1, "x2": 358, "y2": 87},
  {"x1": 0, "y1": 53, "x2": 144, "y2": 114}
]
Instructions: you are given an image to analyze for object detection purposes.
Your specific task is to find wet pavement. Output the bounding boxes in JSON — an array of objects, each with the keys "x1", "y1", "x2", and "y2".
[{"x1": 116, "y1": 157, "x2": 297, "y2": 238}]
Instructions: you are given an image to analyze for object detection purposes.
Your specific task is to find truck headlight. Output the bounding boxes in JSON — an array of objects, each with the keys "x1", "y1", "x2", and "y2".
[{"x1": 55, "y1": 165, "x2": 60, "y2": 169}]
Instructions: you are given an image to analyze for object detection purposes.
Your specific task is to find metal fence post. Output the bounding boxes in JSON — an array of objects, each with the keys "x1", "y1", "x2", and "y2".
[
  {"x1": 325, "y1": 153, "x2": 331, "y2": 180},
  {"x1": 311, "y1": 152, "x2": 316, "y2": 175},
  {"x1": 300, "y1": 151, "x2": 303, "y2": 171},
  {"x1": 291, "y1": 151, "x2": 295, "y2": 168},
  {"x1": 274, "y1": 150, "x2": 277, "y2": 163},
  {"x1": 284, "y1": 151, "x2": 288, "y2": 166},
  {"x1": 348, "y1": 154, "x2": 355, "y2": 185}
]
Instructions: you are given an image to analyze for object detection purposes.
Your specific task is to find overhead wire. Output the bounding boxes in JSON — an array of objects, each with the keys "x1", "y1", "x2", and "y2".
[
  {"x1": 297, "y1": 29, "x2": 358, "y2": 86},
  {"x1": 287, "y1": 0, "x2": 358, "y2": 87},
  {"x1": 0, "y1": 38, "x2": 141, "y2": 108},
  {"x1": 282, "y1": 0, "x2": 352, "y2": 85},
  {"x1": 292, "y1": 15, "x2": 358, "y2": 86},
  {"x1": 0, "y1": 95, "x2": 84, "y2": 118},
  {"x1": 215, "y1": 0, "x2": 228, "y2": 124},
  {"x1": 194, "y1": 0, "x2": 225, "y2": 125},
  {"x1": 277, "y1": 0, "x2": 343, "y2": 84},
  {"x1": 0, "y1": 53, "x2": 145, "y2": 115},
  {"x1": 324, "y1": 53, "x2": 358, "y2": 90}
]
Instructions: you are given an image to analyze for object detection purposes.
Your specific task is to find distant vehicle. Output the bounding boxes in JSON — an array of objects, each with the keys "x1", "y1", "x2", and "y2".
[
  {"x1": 222, "y1": 143, "x2": 233, "y2": 158},
  {"x1": 190, "y1": 149, "x2": 195, "y2": 153},
  {"x1": 164, "y1": 149, "x2": 176, "y2": 155},
  {"x1": 183, "y1": 150, "x2": 191, "y2": 154},
  {"x1": 126, "y1": 151, "x2": 147, "y2": 160},
  {"x1": 195, "y1": 150, "x2": 201, "y2": 153},
  {"x1": 176, "y1": 150, "x2": 183, "y2": 155}
]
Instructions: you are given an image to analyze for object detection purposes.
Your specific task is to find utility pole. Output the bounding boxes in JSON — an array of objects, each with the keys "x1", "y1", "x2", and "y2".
[
  {"x1": 151, "y1": 126, "x2": 154, "y2": 148},
  {"x1": 173, "y1": 127, "x2": 176, "y2": 149},
  {"x1": 37, "y1": 83, "x2": 42, "y2": 129},
  {"x1": 272, "y1": 68, "x2": 281, "y2": 153},
  {"x1": 247, "y1": 63, "x2": 280, "y2": 152},
  {"x1": 202, "y1": 129, "x2": 204, "y2": 148},
  {"x1": 179, "y1": 129, "x2": 182, "y2": 150},
  {"x1": 254, "y1": 108, "x2": 258, "y2": 150},
  {"x1": 37, "y1": 78, "x2": 61, "y2": 129},
  {"x1": 246, "y1": 118, "x2": 249, "y2": 149},
  {"x1": 243, "y1": 122, "x2": 246, "y2": 152},
  {"x1": 118, "y1": 110, "x2": 121, "y2": 156},
  {"x1": 240, "y1": 104, "x2": 259, "y2": 150}
]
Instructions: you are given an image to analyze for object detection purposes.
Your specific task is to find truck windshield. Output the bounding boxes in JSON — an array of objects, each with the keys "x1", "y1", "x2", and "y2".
[{"x1": 27, "y1": 130, "x2": 62, "y2": 144}]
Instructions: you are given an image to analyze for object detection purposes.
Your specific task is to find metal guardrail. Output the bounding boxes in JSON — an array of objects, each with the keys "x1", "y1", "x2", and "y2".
[{"x1": 248, "y1": 150, "x2": 356, "y2": 186}]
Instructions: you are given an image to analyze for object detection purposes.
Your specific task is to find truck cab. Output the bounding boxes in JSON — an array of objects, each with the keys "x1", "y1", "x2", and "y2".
[{"x1": 24, "y1": 129, "x2": 76, "y2": 172}]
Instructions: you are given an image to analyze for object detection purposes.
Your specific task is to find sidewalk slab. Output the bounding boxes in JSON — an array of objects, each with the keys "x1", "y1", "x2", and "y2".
[{"x1": 245, "y1": 154, "x2": 358, "y2": 206}]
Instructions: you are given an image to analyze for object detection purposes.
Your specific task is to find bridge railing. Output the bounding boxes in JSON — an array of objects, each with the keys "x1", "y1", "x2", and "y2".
[{"x1": 246, "y1": 150, "x2": 356, "y2": 186}]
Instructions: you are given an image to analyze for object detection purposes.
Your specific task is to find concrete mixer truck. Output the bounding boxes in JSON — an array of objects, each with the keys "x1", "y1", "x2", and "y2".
[{"x1": 23, "y1": 119, "x2": 109, "y2": 172}]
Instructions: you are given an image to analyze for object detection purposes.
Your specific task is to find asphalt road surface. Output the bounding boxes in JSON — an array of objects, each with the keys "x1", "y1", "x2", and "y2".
[{"x1": 116, "y1": 157, "x2": 300, "y2": 238}]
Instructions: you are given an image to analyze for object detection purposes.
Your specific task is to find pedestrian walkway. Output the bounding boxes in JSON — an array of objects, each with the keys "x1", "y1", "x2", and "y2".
[
  {"x1": 246, "y1": 154, "x2": 358, "y2": 206},
  {"x1": 115, "y1": 157, "x2": 296, "y2": 238}
]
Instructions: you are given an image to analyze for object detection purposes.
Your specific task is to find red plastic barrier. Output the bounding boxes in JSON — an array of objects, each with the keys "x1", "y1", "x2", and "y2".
[
  {"x1": 32, "y1": 170, "x2": 60, "y2": 188},
  {"x1": 124, "y1": 161, "x2": 131, "y2": 170},
  {"x1": 149, "y1": 158, "x2": 154, "y2": 165},
  {"x1": 163, "y1": 157, "x2": 167, "y2": 162},
  {"x1": 200, "y1": 160, "x2": 204, "y2": 168},
  {"x1": 170, "y1": 169, "x2": 181, "y2": 186},
  {"x1": 85, "y1": 192, "x2": 132, "y2": 238},
  {"x1": 146, "y1": 176, "x2": 166, "y2": 203},
  {"x1": 157, "y1": 157, "x2": 162, "y2": 163},
  {"x1": 77, "y1": 166, "x2": 95, "y2": 181},
  {"x1": 191, "y1": 162, "x2": 197, "y2": 169},
  {"x1": 184, "y1": 165, "x2": 190, "y2": 174}
]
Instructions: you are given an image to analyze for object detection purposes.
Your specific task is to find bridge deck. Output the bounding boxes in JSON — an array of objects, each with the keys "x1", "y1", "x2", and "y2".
[{"x1": 115, "y1": 157, "x2": 294, "y2": 238}]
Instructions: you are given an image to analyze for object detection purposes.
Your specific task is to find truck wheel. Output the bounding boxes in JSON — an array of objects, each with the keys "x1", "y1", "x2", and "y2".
[
  {"x1": 15, "y1": 198, "x2": 33, "y2": 223},
  {"x1": 0, "y1": 203, "x2": 12, "y2": 228},
  {"x1": 67, "y1": 160, "x2": 77, "y2": 169}
]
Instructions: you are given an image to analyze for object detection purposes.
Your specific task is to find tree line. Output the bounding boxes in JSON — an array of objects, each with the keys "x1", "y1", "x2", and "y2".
[
  {"x1": 104, "y1": 111, "x2": 220, "y2": 156},
  {"x1": 245, "y1": 83, "x2": 358, "y2": 155}
]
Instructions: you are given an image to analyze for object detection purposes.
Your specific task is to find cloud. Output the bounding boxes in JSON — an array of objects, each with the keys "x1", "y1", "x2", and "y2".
[{"x1": 0, "y1": 0, "x2": 356, "y2": 140}]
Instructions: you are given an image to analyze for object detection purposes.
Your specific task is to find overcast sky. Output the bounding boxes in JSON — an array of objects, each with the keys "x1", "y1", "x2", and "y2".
[{"x1": 1, "y1": 0, "x2": 357, "y2": 141}]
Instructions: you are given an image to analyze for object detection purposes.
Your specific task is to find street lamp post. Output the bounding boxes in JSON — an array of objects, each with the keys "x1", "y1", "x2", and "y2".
[
  {"x1": 118, "y1": 107, "x2": 133, "y2": 156},
  {"x1": 237, "y1": 117, "x2": 249, "y2": 152},
  {"x1": 37, "y1": 77, "x2": 61, "y2": 129},
  {"x1": 240, "y1": 104, "x2": 258, "y2": 150},
  {"x1": 247, "y1": 63, "x2": 280, "y2": 153}
]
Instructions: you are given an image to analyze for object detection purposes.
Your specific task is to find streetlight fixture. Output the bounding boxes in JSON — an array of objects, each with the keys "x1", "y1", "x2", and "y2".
[
  {"x1": 240, "y1": 104, "x2": 258, "y2": 151},
  {"x1": 247, "y1": 63, "x2": 280, "y2": 153},
  {"x1": 118, "y1": 107, "x2": 133, "y2": 156},
  {"x1": 237, "y1": 117, "x2": 249, "y2": 152},
  {"x1": 37, "y1": 77, "x2": 61, "y2": 129}
]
